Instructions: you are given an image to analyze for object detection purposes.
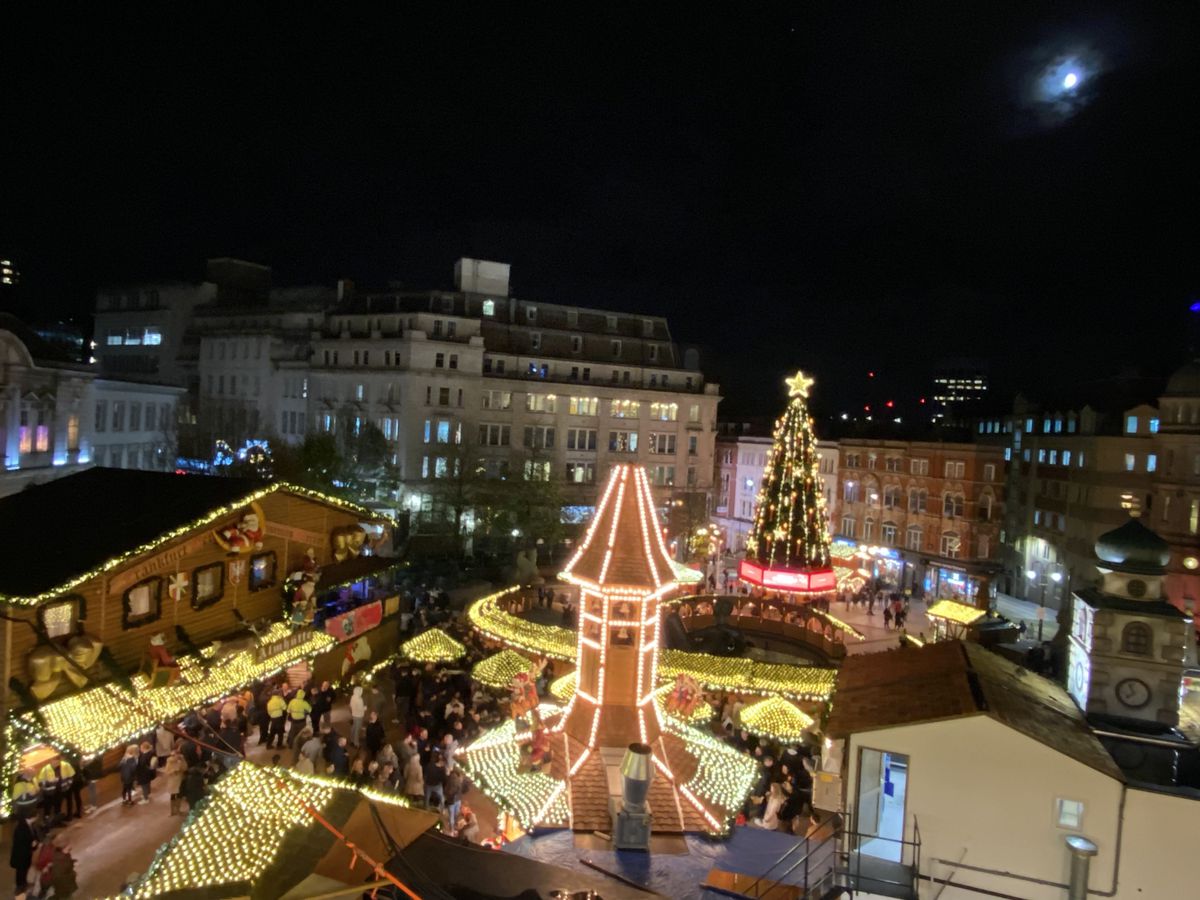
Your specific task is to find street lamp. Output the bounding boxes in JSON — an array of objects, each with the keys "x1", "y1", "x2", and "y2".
[{"x1": 1026, "y1": 567, "x2": 1064, "y2": 641}]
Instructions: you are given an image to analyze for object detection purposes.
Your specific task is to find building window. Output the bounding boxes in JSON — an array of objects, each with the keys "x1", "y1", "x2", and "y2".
[
  {"x1": 483, "y1": 390, "x2": 512, "y2": 410},
  {"x1": 906, "y1": 526, "x2": 922, "y2": 551},
  {"x1": 649, "y1": 464, "x2": 675, "y2": 486},
  {"x1": 944, "y1": 460, "x2": 965, "y2": 478},
  {"x1": 940, "y1": 532, "x2": 961, "y2": 558},
  {"x1": 843, "y1": 481, "x2": 859, "y2": 503},
  {"x1": 567, "y1": 428, "x2": 597, "y2": 451},
  {"x1": 525, "y1": 393, "x2": 556, "y2": 413},
  {"x1": 438, "y1": 388, "x2": 450, "y2": 406},
  {"x1": 526, "y1": 306, "x2": 538, "y2": 322},
  {"x1": 648, "y1": 433, "x2": 676, "y2": 455},
  {"x1": 569, "y1": 396, "x2": 599, "y2": 416},
  {"x1": 841, "y1": 517, "x2": 855, "y2": 538},
  {"x1": 862, "y1": 518, "x2": 875, "y2": 542},
  {"x1": 482, "y1": 299, "x2": 495, "y2": 316},
  {"x1": 566, "y1": 462, "x2": 596, "y2": 484},
  {"x1": 478, "y1": 423, "x2": 511, "y2": 447},
  {"x1": 95, "y1": 401, "x2": 107, "y2": 433},
  {"x1": 1190, "y1": 499, "x2": 1199, "y2": 535},
  {"x1": 611, "y1": 340, "x2": 622, "y2": 358},
  {"x1": 979, "y1": 495, "x2": 993, "y2": 522},
  {"x1": 523, "y1": 425, "x2": 555, "y2": 450},
  {"x1": 910, "y1": 458, "x2": 929, "y2": 475},
  {"x1": 609, "y1": 430, "x2": 639, "y2": 452},
  {"x1": 40, "y1": 595, "x2": 85, "y2": 639},
  {"x1": 688, "y1": 434, "x2": 698, "y2": 455},
  {"x1": 908, "y1": 488, "x2": 928, "y2": 513},
  {"x1": 882, "y1": 523, "x2": 897, "y2": 545},
  {"x1": 192, "y1": 563, "x2": 225, "y2": 611},
  {"x1": 435, "y1": 353, "x2": 445, "y2": 368},
  {"x1": 1056, "y1": 799, "x2": 1085, "y2": 829},
  {"x1": 606, "y1": 315, "x2": 618, "y2": 331},
  {"x1": 649, "y1": 402, "x2": 678, "y2": 421},
  {"x1": 1149, "y1": 418, "x2": 1160, "y2": 434},
  {"x1": 610, "y1": 399, "x2": 640, "y2": 419},
  {"x1": 449, "y1": 354, "x2": 458, "y2": 370},
  {"x1": 885, "y1": 457, "x2": 901, "y2": 472},
  {"x1": 1121, "y1": 622, "x2": 1152, "y2": 656},
  {"x1": 531, "y1": 333, "x2": 542, "y2": 351},
  {"x1": 250, "y1": 552, "x2": 276, "y2": 591},
  {"x1": 1146, "y1": 454, "x2": 1157, "y2": 473},
  {"x1": 943, "y1": 493, "x2": 965, "y2": 517},
  {"x1": 123, "y1": 577, "x2": 162, "y2": 629},
  {"x1": 983, "y1": 463, "x2": 996, "y2": 481},
  {"x1": 523, "y1": 460, "x2": 552, "y2": 481},
  {"x1": 883, "y1": 485, "x2": 901, "y2": 508},
  {"x1": 1124, "y1": 453, "x2": 1135, "y2": 472},
  {"x1": 112, "y1": 401, "x2": 125, "y2": 432},
  {"x1": 1126, "y1": 415, "x2": 1138, "y2": 434}
]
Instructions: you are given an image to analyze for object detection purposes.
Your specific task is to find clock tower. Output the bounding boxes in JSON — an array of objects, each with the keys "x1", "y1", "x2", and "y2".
[{"x1": 1066, "y1": 516, "x2": 1190, "y2": 726}]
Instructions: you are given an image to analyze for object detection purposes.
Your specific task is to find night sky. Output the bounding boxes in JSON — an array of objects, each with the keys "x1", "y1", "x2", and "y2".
[{"x1": 2, "y1": 5, "x2": 1197, "y2": 416}]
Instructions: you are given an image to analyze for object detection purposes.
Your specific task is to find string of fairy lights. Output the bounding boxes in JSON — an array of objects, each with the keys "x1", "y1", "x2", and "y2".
[
  {"x1": 472, "y1": 649, "x2": 537, "y2": 689},
  {"x1": 744, "y1": 371, "x2": 833, "y2": 573},
  {"x1": 127, "y1": 765, "x2": 411, "y2": 898},
  {"x1": 0, "y1": 483, "x2": 386, "y2": 607},
  {"x1": 400, "y1": 628, "x2": 466, "y2": 663}
]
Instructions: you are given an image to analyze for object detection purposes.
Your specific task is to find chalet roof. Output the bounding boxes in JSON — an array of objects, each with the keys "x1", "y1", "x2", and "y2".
[
  {"x1": 0, "y1": 468, "x2": 380, "y2": 603},
  {"x1": 826, "y1": 641, "x2": 1121, "y2": 780},
  {"x1": 559, "y1": 464, "x2": 676, "y2": 591}
]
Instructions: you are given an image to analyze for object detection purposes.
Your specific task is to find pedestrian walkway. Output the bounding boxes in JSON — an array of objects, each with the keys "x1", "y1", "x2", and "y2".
[{"x1": 993, "y1": 591, "x2": 1059, "y2": 642}]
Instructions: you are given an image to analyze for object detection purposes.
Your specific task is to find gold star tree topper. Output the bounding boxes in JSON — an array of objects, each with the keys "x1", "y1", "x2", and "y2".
[{"x1": 786, "y1": 370, "x2": 815, "y2": 398}]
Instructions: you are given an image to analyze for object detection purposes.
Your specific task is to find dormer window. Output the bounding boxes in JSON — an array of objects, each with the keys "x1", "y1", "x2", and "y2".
[
  {"x1": 482, "y1": 299, "x2": 495, "y2": 316},
  {"x1": 526, "y1": 306, "x2": 538, "y2": 322}
]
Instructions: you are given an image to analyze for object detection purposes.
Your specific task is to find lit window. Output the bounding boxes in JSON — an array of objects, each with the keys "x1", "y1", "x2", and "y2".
[
  {"x1": 610, "y1": 399, "x2": 640, "y2": 418},
  {"x1": 1147, "y1": 454, "x2": 1157, "y2": 473},
  {"x1": 1056, "y1": 799, "x2": 1085, "y2": 829},
  {"x1": 124, "y1": 577, "x2": 162, "y2": 628},
  {"x1": 106, "y1": 333, "x2": 123, "y2": 346},
  {"x1": 1149, "y1": 418, "x2": 1160, "y2": 433},
  {"x1": 35, "y1": 425, "x2": 49, "y2": 452},
  {"x1": 143, "y1": 327, "x2": 162, "y2": 345},
  {"x1": 1126, "y1": 415, "x2": 1138, "y2": 434},
  {"x1": 1062, "y1": 450, "x2": 1071, "y2": 466},
  {"x1": 1124, "y1": 453, "x2": 1135, "y2": 472},
  {"x1": 482, "y1": 299, "x2": 495, "y2": 316},
  {"x1": 40, "y1": 597, "x2": 82, "y2": 639},
  {"x1": 190, "y1": 563, "x2": 223, "y2": 609},
  {"x1": 569, "y1": 397, "x2": 599, "y2": 416}
]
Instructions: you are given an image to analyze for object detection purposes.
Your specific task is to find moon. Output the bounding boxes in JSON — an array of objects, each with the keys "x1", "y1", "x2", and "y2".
[{"x1": 1062, "y1": 71, "x2": 1078, "y2": 89}]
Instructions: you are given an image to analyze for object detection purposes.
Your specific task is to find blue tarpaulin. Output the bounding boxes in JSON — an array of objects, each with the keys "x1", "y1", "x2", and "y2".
[{"x1": 503, "y1": 826, "x2": 804, "y2": 900}]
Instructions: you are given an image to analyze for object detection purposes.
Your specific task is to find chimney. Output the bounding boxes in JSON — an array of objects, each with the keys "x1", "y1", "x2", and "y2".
[{"x1": 453, "y1": 258, "x2": 511, "y2": 297}]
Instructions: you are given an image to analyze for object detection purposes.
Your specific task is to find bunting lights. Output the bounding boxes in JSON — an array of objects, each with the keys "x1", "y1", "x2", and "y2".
[{"x1": 739, "y1": 370, "x2": 835, "y2": 594}]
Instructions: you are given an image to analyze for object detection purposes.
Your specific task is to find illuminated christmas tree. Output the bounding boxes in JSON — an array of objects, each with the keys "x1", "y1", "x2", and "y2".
[{"x1": 738, "y1": 370, "x2": 835, "y2": 594}]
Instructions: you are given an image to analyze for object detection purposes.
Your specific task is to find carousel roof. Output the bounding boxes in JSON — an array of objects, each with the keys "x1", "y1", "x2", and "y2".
[
  {"x1": 472, "y1": 649, "x2": 537, "y2": 688},
  {"x1": 739, "y1": 696, "x2": 815, "y2": 744},
  {"x1": 559, "y1": 464, "x2": 677, "y2": 591},
  {"x1": 401, "y1": 628, "x2": 465, "y2": 662}
]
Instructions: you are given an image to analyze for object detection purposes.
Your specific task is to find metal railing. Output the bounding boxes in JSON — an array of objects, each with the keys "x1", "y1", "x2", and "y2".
[
  {"x1": 735, "y1": 814, "x2": 845, "y2": 899},
  {"x1": 839, "y1": 812, "x2": 922, "y2": 899}
]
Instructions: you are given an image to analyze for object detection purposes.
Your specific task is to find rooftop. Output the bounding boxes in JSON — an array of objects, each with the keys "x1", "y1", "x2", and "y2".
[
  {"x1": 0, "y1": 469, "x2": 378, "y2": 602},
  {"x1": 826, "y1": 641, "x2": 1121, "y2": 779}
]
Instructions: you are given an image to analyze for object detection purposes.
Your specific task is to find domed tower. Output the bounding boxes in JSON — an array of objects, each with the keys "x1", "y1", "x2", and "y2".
[
  {"x1": 1155, "y1": 357, "x2": 1200, "y2": 615},
  {"x1": 1065, "y1": 516, "x2": 1190, "y2": 726}
]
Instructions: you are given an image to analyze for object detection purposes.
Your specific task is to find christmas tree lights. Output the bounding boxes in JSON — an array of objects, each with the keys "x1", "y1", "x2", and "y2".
[{"x1": 739, "y1": 371, "x2": 835, "y2": 594}]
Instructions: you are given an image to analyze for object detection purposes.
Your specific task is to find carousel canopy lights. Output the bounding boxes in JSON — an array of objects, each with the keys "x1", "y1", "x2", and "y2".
[
  {"x1": 738, "y1": 695, "x2": 815, "y2": 744},
  {"x1": 401, "y1": 629, "x2": 466, "y2": 663},
  {"x1": 472, "y1": 649, "x2": 537, "y2": 689}
]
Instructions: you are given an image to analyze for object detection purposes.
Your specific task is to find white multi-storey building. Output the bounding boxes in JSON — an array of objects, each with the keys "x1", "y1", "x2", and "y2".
[
  {"x1": 307, "y1": 259, "x2": 720, "y2": 517},
  {"x1": 0, "y1": 316, "x2": 182, "y2": 497}
]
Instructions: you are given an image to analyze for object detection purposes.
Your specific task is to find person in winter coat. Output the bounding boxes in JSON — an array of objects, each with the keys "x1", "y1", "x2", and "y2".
[
  {"x1": 423, "y1": 752, "x2": 446, "y2": 809},
  {"x1": 348, "y1": 686, "x2": 366, "y2": 746},
  {"x1": 294, "y1": 755, "x2": 315, "y2": 775},
  {"x1": 327, "y1": 736, "x2": 350, "y2": 777},
  {"x1": 376, "y1": 744, "x2": 399, "y2": 774},
  {"x1": 403, "y1": 753, "x2": 424, "y2": 803},
  {"x1": 286, "y1": 689, "x2": 312, "y2": 748},
  {"x1": 182, "y1": 764, "x2": 207, "y2": 811},
  {"x1": 135, "y1": 741, "x2": 157, "y2": 803},
  {"x1": 9, "y1": 813, "x2": 34, "y2": 898},
  {"x1": 265, "y1": 691, "x2": 287, "y2": 748},
  {"x1": 310, "y1": 681, "x2": 335, "y2": 732},
  {"x1": 164, "y1": 749, "x2": 188, "y2": 816},
  {"x1": 364, "y1": 711, "x2": 386, "y2": 759},
  {"x1": 119, "y1": 745, "x2": 139, "y2": 805},
  {"x1": 299, "y1": 731, "x2": 323, "y2": 768},
  {"x1": 154, "y1": 724, "x2": 175, "y2": 767},
  {"x1": 443, "y1": 767, "x2": 464, "y2": 828}
]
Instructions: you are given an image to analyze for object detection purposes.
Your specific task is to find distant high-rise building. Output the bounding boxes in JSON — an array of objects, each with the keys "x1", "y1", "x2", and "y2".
[
  {"x1": 932, "y1": 358, "x2": 989, "y2": 420},
  {"x1": 0, "y1": 257, "x2": 18, "y2": 288}
]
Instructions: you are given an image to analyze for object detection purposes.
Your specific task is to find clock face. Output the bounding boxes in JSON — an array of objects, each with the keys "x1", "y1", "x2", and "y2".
[{"x1": 1115, "y1": 677, "x2": 1152, "y2": 710}]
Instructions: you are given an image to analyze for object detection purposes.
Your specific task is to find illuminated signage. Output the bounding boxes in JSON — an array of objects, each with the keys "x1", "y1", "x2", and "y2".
[{"x1": 738, "y1": 560, "x2": 836, "y2": 593}]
